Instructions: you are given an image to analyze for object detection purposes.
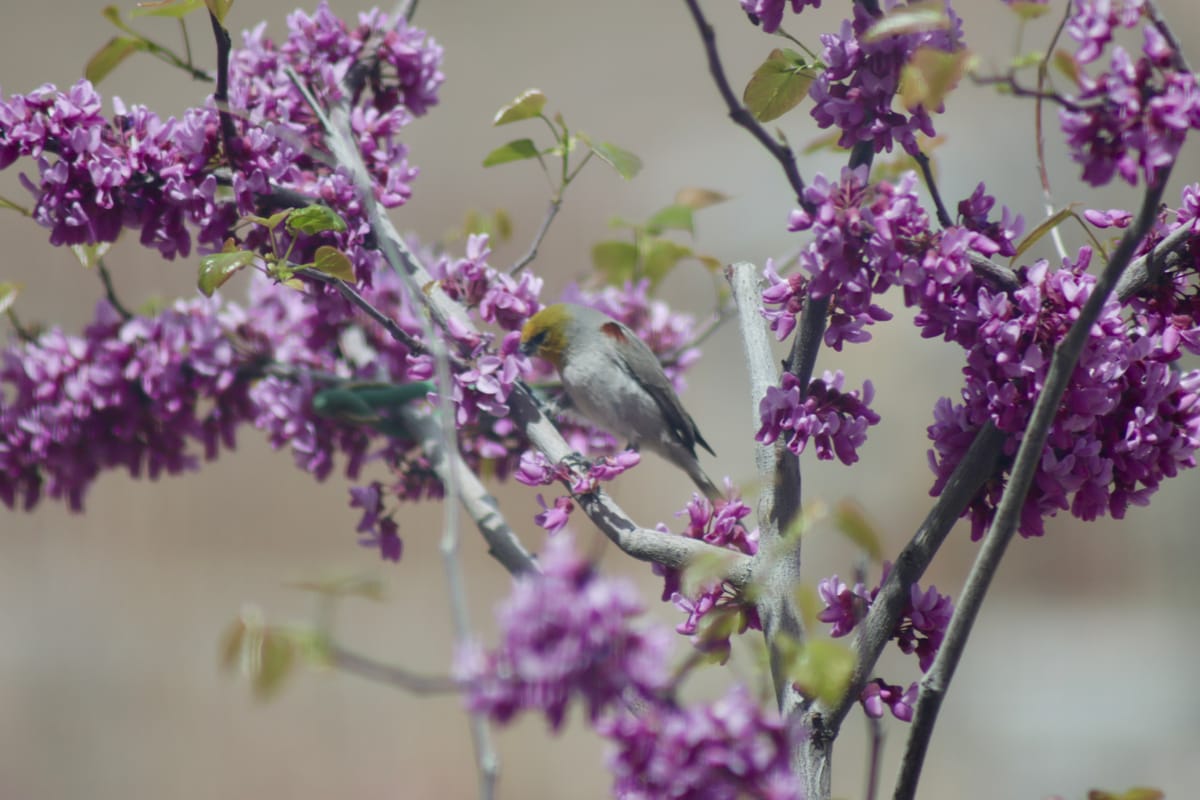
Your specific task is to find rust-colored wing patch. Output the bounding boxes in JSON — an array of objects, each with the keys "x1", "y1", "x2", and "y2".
[{"x1": 599, "y1": 321, "x2": 629, "y2": 344}]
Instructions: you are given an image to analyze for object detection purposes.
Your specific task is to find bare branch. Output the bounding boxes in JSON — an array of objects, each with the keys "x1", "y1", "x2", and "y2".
[
  {"x1": 328, "y1": 642, "x2": 459, "y2": 694},
  {"x1": 508, "y1": 198, "x2": 561, "y2": 275}
]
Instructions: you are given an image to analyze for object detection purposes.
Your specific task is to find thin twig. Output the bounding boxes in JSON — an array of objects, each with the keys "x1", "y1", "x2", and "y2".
[
  {"x1": 913, "y1": 151, "x2": 951, "y2": 229},
  {"x1": 1144, "y1": 1, "x2": 1192, "y2": 74},
  {"x1": 208, "y1": 12, "x2": 240, "y2": 167},
  {"x1": 96, "y1": 258, "x2": 133, "y2": 320},
  {"x1": 892, "y1": 171, "x2": 1171, "y2": 800},
  {"x1": 507, "y1": 198, "x2": 561, "y2": 275},
  {"x1": 300, "y1": 72, "x2": 500, "y2": 800},
  {"x1": 682, "y1": 0, "x2": 811, "y2": 210},
  {"x1": 295, "y1": 268, "x2": 443, "y2": 363},
  {"x1": 329, "y1": 642, "x2": 460, "y2": 693},
  {"x1": 1114, "y1": 218, "x2": 1196, "y2": 301},
  {"x1": 661, "y1": 301, "x2": 737, "y2": 367}
]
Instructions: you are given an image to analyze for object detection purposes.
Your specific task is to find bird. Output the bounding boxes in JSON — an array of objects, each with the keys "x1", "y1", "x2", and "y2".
[{"x1": 520, "y1": 303, "x2": 722, "y2": 502}]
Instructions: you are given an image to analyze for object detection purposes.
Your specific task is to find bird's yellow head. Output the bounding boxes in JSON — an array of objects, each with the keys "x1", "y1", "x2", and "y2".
[{"x1": 520, "y1": 304, "x2": 573, "y2": 369}]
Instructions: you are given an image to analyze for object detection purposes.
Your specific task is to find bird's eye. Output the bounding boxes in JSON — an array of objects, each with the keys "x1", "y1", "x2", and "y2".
[{"x1": 528, "y1": 330, "x2": 547, "y2": 349}]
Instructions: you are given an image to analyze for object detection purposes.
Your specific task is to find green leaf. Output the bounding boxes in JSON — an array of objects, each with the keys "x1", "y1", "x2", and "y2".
[
  {"x1": 311, "y1": 246, "x2": 356, "y2": 282},
  {"x1": 131, "y1": 0, "x2": 205, "y2": 18},
  {"x1": 592, "y1": 240, "x2": 639, "y2": 285},
  {"x1": 312, "y1": 387, "x2": 378, "y2": 424},
  {"x1": 782, "y1": 637, "x2": 856, "y2": 706},
  {"x1": 197, "y1": 250, "x2": 257, "y2": 296},
  {"x1": 642, "y1": 238, "x2": 693, "y2": 288},
  {"x1": 1007, "y1": 1, "x2": 1052, "y2": 20},
  {"x1": 204, "y1": 0, "x2": 234, "y2": 26},
  {"x1": 864, "y1": 0, "x2": 950, "y2": 41},
  {"x1": 287, "y1": 205, "x2": 347, "y2": 236},
  {"x1": 1052, "y1": 48, "x2": 1082, "y2": 88},
  {"x1": 1089, "y1": 790, "x2": 1165, "y2": 800},
  {"x1": 899, "y1": 48, "x2": 970, "y2": 112},
  {"x1": 85, "y1": 36, "x2": 148, "y2": 84},
  {"x1": 492, "y1": 89, "x2": 547, "y2": 125},
  {"x1": 680, "y1": 549, "x2": 742, "y2": 598},
  {"x1": 101, "y1": 5, "x2": 139, "y2": 36},
  {"x1": 645, "y1": 204, "x2": 695, "y2": 236},
  {"x1": 742, "y1": 48, "x2": 815, "y2": 123},
  {"x1": 243, "y1": 209, "x2": 293, "y2": 232},
  {"x1": 482, "y1": 138, "x2": 540, "y2": 167},
  {"x1": 0, "y1": 282, "x2": 22, "y2": 316},
  {"x1": 253, "y1": 630, "x2": 296, "y2": 700},
  {"x1": 1012, "y1": 205, "x2": 1077, "y2": 262},
  {"x1": 674, "y1": 187, "x2": 729, "y2": 210},
  {"x1": 832, "y1": 500, "x2": 883, "y2": 563},
  {"x1": 587, "y1": 141, "x2": 642, "y2": 180}
]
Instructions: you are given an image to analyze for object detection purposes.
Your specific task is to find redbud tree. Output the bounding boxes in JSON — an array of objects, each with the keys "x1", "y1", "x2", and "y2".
[{"x1": 1, "y1": 1, "x2": 1197, "y2": 799}]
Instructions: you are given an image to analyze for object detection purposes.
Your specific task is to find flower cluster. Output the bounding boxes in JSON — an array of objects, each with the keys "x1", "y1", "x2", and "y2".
[
  {"x1": 598, "y1": 685, "x2": 802, "y2": 800},
  {"x1": 809, "y1": 0, "x2": 965, "y2": 156},
  {"x1": 1060, "y1": 24, "x2": 1200, "y2": 187},
  {"x1": 0, "y1": 297, "x2": 250, "y2": 510},
  {"x1": 926, "y1": 250, "x2": 1200, "y2": 538},
  {"x1": 654, "y1": 490, "x2": 760, "y2": 656},
  {"x1": 780, "y1": 167, "x2": 930, "y2": 350},
  {"x1": 0, "y1": 3, "x2": 443, "y2": 277},
  {"x1": 817, "y1": 564, "x2": 952, "y2": 720},
  {"x1": 460, "y1": 536, "x2": 802, "y2": 797},
  {"x1": 455, "y1": 534, "x2": 671, "y2": 729},
  {"x1": 769, "y1": 165, "x2": 1200, "y2": 538},
  {"x1": 757, "y1": 370, "x2": 880, "y2": 465},
  {"x1": 1066, "y1": 0, "x2": 1146, "y2": 65}
]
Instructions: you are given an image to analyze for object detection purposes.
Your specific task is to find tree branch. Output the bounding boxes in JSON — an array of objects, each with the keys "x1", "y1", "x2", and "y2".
[
  {"x1": 892, "y1": 171, "x2": 1171, "y2": 800},
  {"x1": 328, "y1": 642, "x2": 460, "y2": 693},
  {"x1": 682, "y1": 0, "x2": 811, "y2": 210}
]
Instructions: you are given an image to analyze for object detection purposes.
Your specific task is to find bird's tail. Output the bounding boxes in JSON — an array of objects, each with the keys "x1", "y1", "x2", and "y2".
[{"x1": 686, "y1": 460, "x2": 724, "y2": 504}]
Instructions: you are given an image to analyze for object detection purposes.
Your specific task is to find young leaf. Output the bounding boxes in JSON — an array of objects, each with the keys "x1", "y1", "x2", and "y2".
[
  {"x1": 492, "y1": 89, "x2": 547, "y2": 125},
  {"x1": 85, "y1": 36, "x2": 148, "y2": 84},
  {"x1": 253, "y1": 630, "x2": 297, "y2": 700},
  {"x1": 675, "y1": 187, "x2": 730, "y2": 210},
  {"x1": 1012, "y1": 205, "x2": 1077, "y2": 261},
  {"x1": 131, "y1": 0, "x2": 205, "y2": 18},
  {"x1": 592, "y1": 240, "x2": 639, "y2": 285},
  {"x1": 587, "y1": 141, "x2": 642, "y2": 180},
  {"x1": 482, "y1": 138, "x2": 540, "y2": 167},
  {"x1": 204, "y1": 0, "x2": 234, "y2": 26},
  {"x1": 1007, "y1": 1, "x2": 1052, "y2": 20},
  {"x1": 286, "y1": 205, "x2": 347, "y2": 236},
  {"x1": 642, "y1": 238, "x2": 693, "y2": 288},
  {"x1": 864, "y1": 0, "x2": 949, "y2": 41},
  {"x1": 832, "y1": 500, "x2": 883, "y2": 563},
  {"x1": 311, "y1": 246, "x2": 356, "y2": 282},
  {"x1": 286, "y1": 575, "x2": 386, "y2": 602},
  {"x1": 786, "y1": 638, "x2": 856, "y2": 706},
  {"x1": 1053, "y1": 48, "x2": 1082, "y2": 88},
  {"x1": 198, "y1": 250, "x2": 257, "y2": 296},
  {"x1": 899, "y1": 48, "x2": 970, "y2": 112},
  {"x1": 743, "y1": 49, "x2": 815, "y2": 123},
  {"x1": 69, "y1": 242, "x2": 111, "y2": 270},
  {"x1": 0, "y1": 282, "x2": 22, "y2": 316},
  {"x1": 645, "y1": 204, "x2": 695, "y2": 236}
]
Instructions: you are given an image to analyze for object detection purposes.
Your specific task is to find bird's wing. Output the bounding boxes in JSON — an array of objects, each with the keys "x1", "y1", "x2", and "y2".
[{"x1": 605, "y1": 321, "x2": 715, "y2": 457}]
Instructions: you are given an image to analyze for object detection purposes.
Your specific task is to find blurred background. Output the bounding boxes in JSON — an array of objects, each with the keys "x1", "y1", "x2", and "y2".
[{"x1": 3, "y1": 1, "x2": 1200, "y2": 798}]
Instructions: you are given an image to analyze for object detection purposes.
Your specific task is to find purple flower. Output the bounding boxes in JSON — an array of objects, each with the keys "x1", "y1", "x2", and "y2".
[
  {"x1": 534, "y1": 493, "x2": 574, "y2": 533},
  {"x1": 756, "y1": 370, "x2": 880, "y2": 465},
  {"x1": 809, "y1": 1, "x2": 965, "y2": 155},
  {"x1": 861, "y1": 679, "x2": 918, "y2": 722},
  {"x1": 598, "y1": 685, "x2": 803, "y2": 800},
  {"x1": 740, "y1": 0, "x2": 822, "y2": 34},
  {"x1": 455, "y1": 535, "x2": 671, "y2": 730}
]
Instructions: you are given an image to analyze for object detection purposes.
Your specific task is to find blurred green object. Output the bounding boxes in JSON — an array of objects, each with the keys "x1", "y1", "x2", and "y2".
[{"x1": 311, "y1": 381, "x2": 435, "y2": 437}]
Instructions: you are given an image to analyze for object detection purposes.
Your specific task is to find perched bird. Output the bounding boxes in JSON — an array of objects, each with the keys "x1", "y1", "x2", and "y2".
[{"x1": 520, "y1": 303, "x2": 722, "y2": 501}]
